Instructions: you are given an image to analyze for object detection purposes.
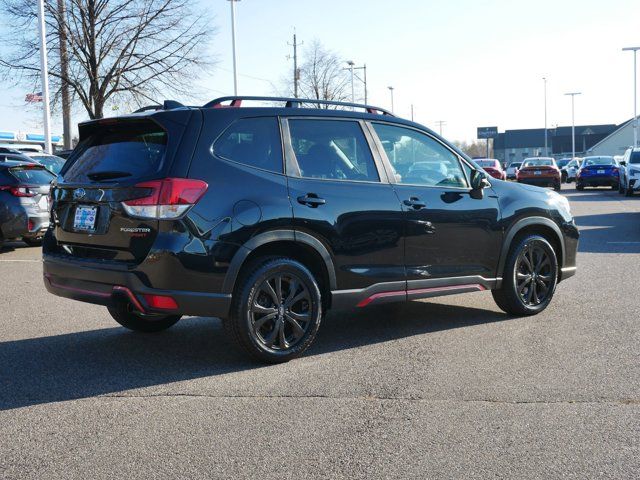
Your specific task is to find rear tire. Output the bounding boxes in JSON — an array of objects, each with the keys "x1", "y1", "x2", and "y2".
[
  {"x1": 553, "y1": 181, "x2": 561, "y2": 191},
  {"x1": 576, "y1": 183, "x2": 584, "y2": 191},
  {"x1": 223, "y1": 257, "x2": 323, "y2": 363},
  {"x1": 626, "y1": 186, "x2": 634, "y2": 197},
  {"x1": 107, "y1": 304, "x2": 181, "y2": 333},
  {"x1": 492, "y1": 235, "x2": 558, "y2": 316},
  {"x1": 619, "y1": 183, "x2": 625, "y2": 194}
]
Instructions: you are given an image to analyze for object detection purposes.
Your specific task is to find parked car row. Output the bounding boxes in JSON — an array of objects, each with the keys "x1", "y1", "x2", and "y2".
[
  {"x1": 618, "y1": 147, "x2": 640, "y2": 196},
  {"x1": 0, "y1": 145, "x2": 68, "y2": 247}
]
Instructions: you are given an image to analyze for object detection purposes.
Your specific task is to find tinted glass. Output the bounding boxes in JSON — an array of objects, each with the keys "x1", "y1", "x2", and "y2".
[
  {"x1": 557, "y1": 159, "x2": 569, "y2": 168},
  {"x1": 31, "y1": 155, "x2": 66, "y2": 175},
  {"x1": 9, "y1": 167, "x2": 55, "y2": 184},
  {"x1": 213, "y1": 117, "x2": 283, "y2": 173},
  {"x1": 476, "y1": 160, "x2": 497, "y2": 168},
  {"x1": 582, "y1": 157, "x2": 615, "y2": 166},
  {"x1": 288, "y1": 119, "x2": 379, "y2": 181},
  {"x1": 523, "y1": 158, "x2": 554, "y2": 167},
  {"x1": 373, "y1": 123, "x2": 467, "y2": 187},
  {"x1": 64, "y1": 121, "x2": 167, "y2": 182},
  {"x1": 629, "y1": 152, "x2": 640, "y2": 164}
]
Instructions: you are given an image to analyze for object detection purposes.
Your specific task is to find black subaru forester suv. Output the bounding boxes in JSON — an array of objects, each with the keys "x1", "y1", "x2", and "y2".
[{"x1": 43, "y1": 97, "x2": 578, "y2": 362}]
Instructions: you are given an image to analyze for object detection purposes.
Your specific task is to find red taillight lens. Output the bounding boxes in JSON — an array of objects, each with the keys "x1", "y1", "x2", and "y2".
[
  {"x1": 0, "y1": 185, "x2": 37, "y2": 197},
  {"x1": 612, "y1": 167, "x2": 619, "y2": 175},
  {"x1": 122, "y1": 178, "x2": 208, "y2": 219},
  {"x1": 27, "y1": 219, "x2": 34, "y2": 231},
  {"x1": 142, "y1": 294, "x2": 178, "y2": 310}
]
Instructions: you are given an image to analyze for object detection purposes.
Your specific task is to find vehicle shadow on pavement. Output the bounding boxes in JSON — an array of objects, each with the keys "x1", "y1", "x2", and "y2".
[
  {"x1": 0, "y1": 301, "x2": 509, "y2": 411},
  {"x1": 574, "y1": 212, "x2": 640, "y2": 254}
]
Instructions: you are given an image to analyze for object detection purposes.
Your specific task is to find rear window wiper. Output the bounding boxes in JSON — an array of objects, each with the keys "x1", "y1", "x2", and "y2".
[{"x1": 87, "y1": 170, "x2": 132, "y2": 181}]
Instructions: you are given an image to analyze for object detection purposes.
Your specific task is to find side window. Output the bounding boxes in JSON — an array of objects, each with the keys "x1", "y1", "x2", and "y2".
[
  {"x1": 288, "y1": 119, "x2": 379, "y2": 182},
  {"x1": 212, "y1": 117, "x2": 283, "y2": 173},
  {"x1": 372, "y1": 123, "x2": 468, "y2": 188}
]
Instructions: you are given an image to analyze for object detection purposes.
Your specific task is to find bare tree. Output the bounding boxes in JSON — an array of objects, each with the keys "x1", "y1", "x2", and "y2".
[
  {"x1": 294, "y1": 40, "x2": 351, "y2": 107},
  {"x1": 0, "y1": 0, "x2": 215, "y2": 119},
  {"x1": 454, "y1": 140, "x2": 491, "y2": 158}
]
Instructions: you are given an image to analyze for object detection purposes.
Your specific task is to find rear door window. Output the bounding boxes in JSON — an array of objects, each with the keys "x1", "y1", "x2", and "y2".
[
  {"x1": 9, "y1": 167, "x2": 55, "y2": 184},
  {"x1": 63, "y1": 121, "x2": 167, "y2": 182},
  {"x1": 630, "y1": 152, "x2": 640, "y2": 164},
  {"x1": 212, "y1": 117, "x2": 283, "y2": 173},
  {"x1": 287, "y1": 119, "x2": 379, "y2": 182}
]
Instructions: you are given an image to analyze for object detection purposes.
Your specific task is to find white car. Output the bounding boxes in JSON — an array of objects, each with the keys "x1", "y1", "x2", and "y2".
[
  {"x1": 619, "y1": 147, "x2": 640, "y2": 196},
  {"x1": 557, "y1": 158, "x2": 580, "y2": 183},
  {"x1": 505, "y1": 161, "x2": 521, "y2": 180}
]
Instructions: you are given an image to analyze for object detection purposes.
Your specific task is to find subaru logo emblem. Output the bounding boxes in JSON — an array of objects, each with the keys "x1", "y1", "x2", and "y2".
[{"x1": 73, "y1": 188, "x2": 86, "y2": 200}]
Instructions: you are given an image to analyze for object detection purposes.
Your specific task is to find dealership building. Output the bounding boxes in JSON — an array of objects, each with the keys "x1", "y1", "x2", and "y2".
[{"x1": 492, "y1": 117, "x2": 640, "y2": 164}]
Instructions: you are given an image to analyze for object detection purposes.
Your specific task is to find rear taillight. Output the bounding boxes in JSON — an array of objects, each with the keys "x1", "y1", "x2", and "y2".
[
  {"x1": 0, "y1": 185, "x2": 37, "y2": 197},
  {"x1": 28, "y1": 219, "x2": 34, "y2": 231},
  {"x1": 612, "y1": 167, "x2": 619, "y2": 175},
  {"x1": 122, "y1": 178, "x2": 208, "y2": 219}
]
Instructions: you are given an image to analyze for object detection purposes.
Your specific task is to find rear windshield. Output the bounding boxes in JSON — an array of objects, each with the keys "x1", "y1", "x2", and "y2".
[
  {"x1": 30, "y1": 155, "x2": 66, "y2": 174},
  {"x1": 630, "y1": 152, "x2": 640, "y2": 164},
  {"x1": 9, "y1": 167, "x2": 55, "y2": 184},
  {"x1": 582, "y1": 157, "x2": 615, "y2": 166},
  {"x1": 64, "y1": 121, "x2": 167, "y2": 182},
  {"x1": 523, "y1": 159, "x2": 553, "y2": 167},
  {"x1": 476, "y1": 160, "x2": 497, "y2": 168}
]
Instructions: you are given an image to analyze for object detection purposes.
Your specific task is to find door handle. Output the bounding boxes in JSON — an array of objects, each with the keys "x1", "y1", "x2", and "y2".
[
  {"x1": 297, "y1": 194, "x2": 326, "y2": 208},
  {"x1": 403, "y1": 197, "x2": 426, "y2": 209}
]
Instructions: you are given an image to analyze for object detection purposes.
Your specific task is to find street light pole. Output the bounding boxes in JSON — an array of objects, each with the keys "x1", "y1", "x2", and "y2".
[
  {"x1": 228, "y1": 0, "x2": 240, "y2": 96},
  {"x1": 37, "y1": 0, "x2": 52, "y2": 154},
  {"x1": 543, "y1": 77, "x2": 548, "y2": 156},
  {"x1": 565, "y1": 92, "x2": 582, "y2": 160},
  {"x1": 622, "y1": 47, "x2": 640, "y2": 147},
  {"x1": 388, "y1": 86, "x2": 394, "y2": 113}
]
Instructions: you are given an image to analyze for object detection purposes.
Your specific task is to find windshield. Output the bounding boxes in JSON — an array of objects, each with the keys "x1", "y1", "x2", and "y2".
[
  {"x1": 30, "y1": 155, "x2": 66, "y2": 175},
  {"x1": 556, "y1": 159, "x2": 569, "y2": 168},
  {"x1": 582, "y1": 156, "x2": 615, "y2": 167},
  {"x1": 630, "y1": 152, "x2": 640, "y2": 164},
  {"x1": 523, "y1": 158, "x2": 554, "y2": 167},
  {"x1": 64, "y1": 121, "x2": 167, "y2": 182},
  {"x1": 476, "y1": 160, "x2": 497, "y2": 168},
  {"x1": 509, "y1": 163, "x2": 522, "y2": 169},
  {"x1": 9, "y1": 166, "x2": 55, "y2": 184}
]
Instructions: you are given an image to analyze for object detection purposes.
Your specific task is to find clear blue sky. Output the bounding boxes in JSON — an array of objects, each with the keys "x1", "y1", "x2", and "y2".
[{"x1": 1, "y1": 0, "x2": 639, "y2": 141}]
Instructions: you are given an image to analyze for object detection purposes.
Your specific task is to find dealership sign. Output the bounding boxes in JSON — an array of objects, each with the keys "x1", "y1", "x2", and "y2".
[{"x1": 477, "y1": 126, "x2": 498, "y2": 139}]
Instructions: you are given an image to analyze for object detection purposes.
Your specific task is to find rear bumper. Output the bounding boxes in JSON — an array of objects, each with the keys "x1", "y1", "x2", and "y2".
[
  {"x1": 43, "y1": 254, "x2": 231, "y2": 318},
  {"x1": 518, "y1": 177, "x2": 559, "y2": 187},
  {"x1": 577, "y1": 176, "x2": 618, "y2": 186}
]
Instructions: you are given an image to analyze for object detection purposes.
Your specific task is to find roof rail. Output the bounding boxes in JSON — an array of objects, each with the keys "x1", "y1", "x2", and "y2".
[
  {"x1": 132, "y1": 100, "x2": 185, "y2": 114},
  {"x1": 202, "y1": 96, "x2": 394, "y2": 116}
]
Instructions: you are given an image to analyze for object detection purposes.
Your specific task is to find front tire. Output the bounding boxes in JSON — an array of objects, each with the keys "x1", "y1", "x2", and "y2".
[
  {"x1": 626, "y1": 186, "x2": 634, "y2": 196},
  {"x1": 107, "y1": 304, "x2": 181, "y2": 332},
  {"x1": 224, "y1": 257, "x2": 323, "y2": 363},
  {"x1": 492, "y1": 235, "x2": 558, "y2": 316}
]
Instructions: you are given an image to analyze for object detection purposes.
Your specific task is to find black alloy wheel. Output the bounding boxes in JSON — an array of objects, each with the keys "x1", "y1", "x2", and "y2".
[
  {"x1": 492, "y1": 235, "x2": 558, "y2": 316},
  {"x1": 249, "y1": 273, "x2": 312, "y2": 351},
  {"x1": 225, "y1": 257, "x2": 323, "y2": 363},
  {"x1": 514, "y1": 243, "x2": 554, "y2": 307}
]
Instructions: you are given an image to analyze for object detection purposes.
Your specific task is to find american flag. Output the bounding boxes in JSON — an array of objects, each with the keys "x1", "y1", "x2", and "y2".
[{"x1": 25, "y1": 92, "x2": 43, "y2": 103}]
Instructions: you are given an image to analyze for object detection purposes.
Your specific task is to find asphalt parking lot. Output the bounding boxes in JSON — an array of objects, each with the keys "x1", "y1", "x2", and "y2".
[{"x1": 1, "y1": 185, "x2": 639, "y2": 479}]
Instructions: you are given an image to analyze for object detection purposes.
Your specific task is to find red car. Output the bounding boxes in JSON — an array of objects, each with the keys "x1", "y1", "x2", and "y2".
[
  {"x1": 516, "y1": 157, "x2": 561, "y2": 191},
  {"x1": 475, "y1": 159, "x2": 506, "y2": 180}
]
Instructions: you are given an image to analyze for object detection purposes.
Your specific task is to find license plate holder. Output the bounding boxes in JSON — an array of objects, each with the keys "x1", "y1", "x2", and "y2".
[
  {"x1": 534, "y1": 170, "x2": 541, "y2": 175},
  {"x1": 597, "y1": 169, "x2": 605, "y2": 174},
  {"x1": 73, "y1": 205, "x2": 98, "y2": 232}
]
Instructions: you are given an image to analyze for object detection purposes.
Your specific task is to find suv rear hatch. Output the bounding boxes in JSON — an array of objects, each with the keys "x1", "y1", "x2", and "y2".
[{"x1": 51, "y1": 112, "x2": 200, "y2": 264}]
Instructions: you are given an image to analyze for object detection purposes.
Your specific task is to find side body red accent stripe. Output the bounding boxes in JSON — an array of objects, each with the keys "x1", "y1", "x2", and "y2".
[{"x1": 356, "y1": 283, "x2": 486, "y2": 308}]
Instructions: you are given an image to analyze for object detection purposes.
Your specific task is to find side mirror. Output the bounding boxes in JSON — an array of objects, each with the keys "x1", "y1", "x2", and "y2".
[
  {"x1": 470, "y1": 169, "x2": 490, "y2": 190},
  {"x1": 620, "y1": 160, "x2": 626, "y2": 166},
  {"x1": 470, "y1": 169, "x2": 490, "y2": 199}
]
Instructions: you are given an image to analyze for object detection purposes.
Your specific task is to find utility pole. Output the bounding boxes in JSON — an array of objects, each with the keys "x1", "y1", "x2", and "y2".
[
  {"x1": 622, "y1": 47, "x2": 640, "y2": 147},
  {"x1": 228, "y1": 0, "x2": 240, "y2": 95},
  {"x1": 288, "y1": 32, "x2": 303, "y2": 98},
  {"x1": 37, "y1": 0, "x2": 52, "y2": 154},
  {"x1": 346, "y1": 60, "x2": 355, "y2": 103},
  {"x1": 410, "y1": 104, "x2": 414, "y2": 121},
  {"x1": 57, "y1": 0, "x2": 71, "y2": 149},
  {"x1": 435, "y1": 120, "x2": 446, "y2": 136},
  {"x1": 543, "y1": 77, "x2": 548, "y2": 156},
  {"x1": 388, "y1": 86, "x2": 394, "y2": 113},
  {"x1": 564, "y1": 92, "x2": 582, "y2": 160}
]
